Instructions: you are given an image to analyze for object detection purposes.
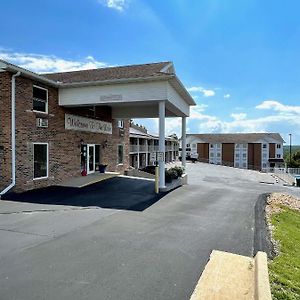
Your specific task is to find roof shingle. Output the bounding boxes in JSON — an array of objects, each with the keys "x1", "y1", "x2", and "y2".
[
  {"x1": 42, "y1": 61, "x2": 172, "y2": 84},
  {"x1": 186, "y1": 133, "x2": 284, "y2": 143}
]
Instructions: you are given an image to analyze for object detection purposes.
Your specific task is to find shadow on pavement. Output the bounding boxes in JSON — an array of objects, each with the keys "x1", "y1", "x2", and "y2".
[{"x1": 2, "y1": 177, "x2": 168, "y2": 212}]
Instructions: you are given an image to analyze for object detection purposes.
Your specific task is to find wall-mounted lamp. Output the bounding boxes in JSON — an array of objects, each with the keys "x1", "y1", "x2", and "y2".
[
  {"x1": 79, "y1": 139, "x2": 84, "y2": 148},
  {"x1": 102, "y1": 140, "x2": 108, "y2": 149}
]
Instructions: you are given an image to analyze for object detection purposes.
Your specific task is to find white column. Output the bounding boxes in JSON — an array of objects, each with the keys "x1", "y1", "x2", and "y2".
[
  {"x1": 137, "y1": 138, "x2": 140, "y2": 169},
  {"x1": 145, "y1": 139, "x2": 148, "y2": 166},
  {"x1": 181, "y1": 117, "x2": 186, "y2": 169},
  {"x1": 159, "y1": 101, "x2": 166, "y2": 188}
]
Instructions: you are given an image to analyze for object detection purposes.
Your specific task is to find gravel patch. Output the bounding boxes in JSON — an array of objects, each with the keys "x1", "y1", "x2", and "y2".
[{"x1": 266, "y1": 193, "x2": 300, "y2": 256}]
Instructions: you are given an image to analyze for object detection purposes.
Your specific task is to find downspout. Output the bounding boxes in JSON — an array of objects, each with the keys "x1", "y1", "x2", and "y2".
[{"x1": 0, "y1": 71, "x2": 21, "y2": 197}]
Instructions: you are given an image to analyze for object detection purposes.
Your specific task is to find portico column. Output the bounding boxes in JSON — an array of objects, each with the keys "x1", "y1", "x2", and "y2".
[
  {"x1": 181, "y1": 117, "x2": 186, "y2": 169},
  {"x1": 137, "y1": 138, "x2": 140, "y2": 169},
  {"x1": 159, "y1": 101, "x2": 166, "y2": 188}
]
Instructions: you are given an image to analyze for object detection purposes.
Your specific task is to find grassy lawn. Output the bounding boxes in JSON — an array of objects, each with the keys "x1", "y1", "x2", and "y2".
[{"x1": 269, "y1": 206, "x2": 300, "y2": 299}]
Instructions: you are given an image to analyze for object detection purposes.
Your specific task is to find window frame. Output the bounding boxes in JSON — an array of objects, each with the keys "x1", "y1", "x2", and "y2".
[
  {"x1": 32, "y1": 85, "x2": 48, "y2": 114},
  {"x1": 33, "y1": 142, "x2": 49, "y2": 180},
  {"x1": 117, "y1": 120, "x2": 124, "y2": 129}
]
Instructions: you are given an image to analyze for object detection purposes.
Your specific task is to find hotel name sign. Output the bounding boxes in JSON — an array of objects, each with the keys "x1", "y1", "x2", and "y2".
[{"x1": 65, "y1": 114, "x2": 112, "y2": 135}]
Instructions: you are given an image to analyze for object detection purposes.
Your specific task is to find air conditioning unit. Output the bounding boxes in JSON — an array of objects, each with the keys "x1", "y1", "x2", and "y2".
[{"x1": 36, "y1": 118, "x2": 48, "y2": 128}]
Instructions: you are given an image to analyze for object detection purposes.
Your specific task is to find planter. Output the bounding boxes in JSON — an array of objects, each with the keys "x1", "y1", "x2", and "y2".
[{"x1": 98, "y1": 164, "x2": 108, "y2": 173}]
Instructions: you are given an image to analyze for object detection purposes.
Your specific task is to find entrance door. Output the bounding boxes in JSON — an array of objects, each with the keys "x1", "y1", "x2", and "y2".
[{"x1": 87, "y1": 144, "x2": 95, "y2": 174}]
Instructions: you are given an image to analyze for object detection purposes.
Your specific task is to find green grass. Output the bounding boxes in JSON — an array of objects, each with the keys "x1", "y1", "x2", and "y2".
[{"x1": 269, "y1": 206, "x2": 300, "y2": 299}]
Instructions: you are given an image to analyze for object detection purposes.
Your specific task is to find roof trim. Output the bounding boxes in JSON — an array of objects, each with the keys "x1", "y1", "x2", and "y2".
[
  {"x1": 59, "y1": 74, "x2": 175, "y2": 88},
  {"x1": 0, "y1": 59, "x2": 59, "y2": 87}
]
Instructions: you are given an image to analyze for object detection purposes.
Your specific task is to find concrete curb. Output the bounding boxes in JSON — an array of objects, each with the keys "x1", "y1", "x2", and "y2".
[
  {"x1": 190, "y1": 250, "x2": 272, "y2": 300},
  {"x1": 254, "y1": 251, "x2": 272, "y2": 300}
]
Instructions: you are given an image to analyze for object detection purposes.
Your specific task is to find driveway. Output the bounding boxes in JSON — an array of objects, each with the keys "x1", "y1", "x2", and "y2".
[{"x1": 0, "y1": 163, "x2": 299, "y2": 300}]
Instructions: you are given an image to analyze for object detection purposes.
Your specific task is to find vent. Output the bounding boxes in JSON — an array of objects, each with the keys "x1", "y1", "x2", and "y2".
[{"x1": 36, "y1": 118, "x2": 48, "y2": 128}]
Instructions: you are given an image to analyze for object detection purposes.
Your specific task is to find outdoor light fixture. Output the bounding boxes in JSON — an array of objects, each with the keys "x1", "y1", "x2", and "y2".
[
  {"x1": 79, "y1": 139, "x2": 84, "y2": 148},
  {"x1": 102, "y1": 140, "x2": 108, "y2": 148}
]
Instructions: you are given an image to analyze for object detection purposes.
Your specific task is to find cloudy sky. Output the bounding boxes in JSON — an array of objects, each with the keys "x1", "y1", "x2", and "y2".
[{"x1": 1, "y1": 0, "x2": 300, "y2": 144}]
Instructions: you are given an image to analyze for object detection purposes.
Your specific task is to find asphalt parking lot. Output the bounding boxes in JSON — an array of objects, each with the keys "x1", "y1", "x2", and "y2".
[{"x1": 0, "y1": 163, "x2": 299, "y2": 300}]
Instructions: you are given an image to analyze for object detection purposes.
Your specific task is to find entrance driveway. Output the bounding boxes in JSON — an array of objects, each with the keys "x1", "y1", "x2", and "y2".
[{"x1": 0, "y1": 163, "x2": 299, "y2": 300}]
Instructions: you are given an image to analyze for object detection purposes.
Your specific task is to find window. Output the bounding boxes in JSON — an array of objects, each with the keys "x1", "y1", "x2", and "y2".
[
  {"x1": 192, "y1": 143, "x2": 197, "y2": 148},
  {"x1": 277, "y1": 154, "x2": 281, "y2": 158},
  {"x1": 118, "y1": 144, "x2": 124, "y2": 164},
  {"x1": 262, "y1": 163, "x2": 267, "y2": 168},
  {"x1": 243, "y1": 162, "x2": 247, "y2": 168},
  {"x1": 186, "y1": 144, "x2": 190, "y2": 148},
  {"x1": 235, "y1": 153, "x2": 240, "y2": 158},
  {"x1": 276, "y1": 144, "x2": 281, "y2": 149},
  {"x1": 243, "y1": 153, "x2": 247, "y2": 159},
  {"x1": 210, "y1": 152, "x2": 214, "y2": 157},
  {"x1": 33, "y1": 86, "x2": 48, "y2": 113},
  {"x1": 210, "y1": 144, "x2": 214, "y2": 148},
  {"x1": 217, "y1": 152, "x2": 221, "y2": 157},
  {"x1": 235, "y1": 162, "x2": 240, "y2": 168},
  {"x1": 262, "y1": 144, "x2": 267, "y2": 149},
  {"x1": 117, "y1": 120, "x2": 124, "y2": 128},
  {"x1": 33, "y1": 143, "x2": 48, "y2": 179},
  {"x1": 243, "y1": 144, "x2": 247, "y2": 149},
  {"x1": 263, "y1": 153, "x2": 267, "y2": 158}
]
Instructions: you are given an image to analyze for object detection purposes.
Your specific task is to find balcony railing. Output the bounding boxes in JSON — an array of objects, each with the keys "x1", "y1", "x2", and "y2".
[{"x1": 129, "y1": 144, "x2": 178, "y2": 153}]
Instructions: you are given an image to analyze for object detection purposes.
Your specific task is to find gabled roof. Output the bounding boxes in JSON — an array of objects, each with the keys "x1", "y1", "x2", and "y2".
[
  {"x1": 43, "y1": 61, "x2": 173, "y2": 84},
  {"x1": 186, "y1": 133, "x2": 285, "y2": 143}
]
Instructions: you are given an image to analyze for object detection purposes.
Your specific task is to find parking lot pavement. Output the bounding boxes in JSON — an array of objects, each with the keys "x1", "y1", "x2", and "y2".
[{"x1": 0, "y1": 163, "x2": 299, "y2": 300}]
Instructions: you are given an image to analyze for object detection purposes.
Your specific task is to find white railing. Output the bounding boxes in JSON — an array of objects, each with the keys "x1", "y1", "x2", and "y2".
[
  {"x1": 130, "y1": 144, "x2": 179, "y2": 153},
  {"x1": 130, "y1": 145, "x2": 139, "y2": 152}
]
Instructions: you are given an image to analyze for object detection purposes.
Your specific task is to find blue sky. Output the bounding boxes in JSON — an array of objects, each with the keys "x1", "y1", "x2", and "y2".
[{"x1": 1, "y1": 0, "x2": 300, "y2": 144}]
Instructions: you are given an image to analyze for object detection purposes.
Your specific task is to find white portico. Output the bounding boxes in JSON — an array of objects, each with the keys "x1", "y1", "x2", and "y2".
[{"x1": 45, "y1": 61, "x2": 195, "y2": 189}]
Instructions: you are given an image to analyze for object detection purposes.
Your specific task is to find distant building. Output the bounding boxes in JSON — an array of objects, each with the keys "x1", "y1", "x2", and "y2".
[
  {"x1": 129, "y1": 122, "x2": 179, "y2": 169},
  {"x1": 180, "y1": 133, "x2": 285, "y2": 171}
]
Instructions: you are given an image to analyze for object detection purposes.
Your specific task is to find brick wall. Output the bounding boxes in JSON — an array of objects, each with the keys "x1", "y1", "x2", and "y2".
[{"x1": 1, "y1": 72, "x2": 129, "y2": 192}]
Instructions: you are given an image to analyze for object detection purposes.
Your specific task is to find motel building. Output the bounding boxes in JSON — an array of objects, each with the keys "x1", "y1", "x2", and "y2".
[
  {"x1": 181, "y1": 133, "x2": 285, "y2": 171},
  {"x1": 129, "y1": 122, "x2": 179, "y2": 169},
  {"x1": 0, "y1": 60, "x2": 195, "y2": 195}
]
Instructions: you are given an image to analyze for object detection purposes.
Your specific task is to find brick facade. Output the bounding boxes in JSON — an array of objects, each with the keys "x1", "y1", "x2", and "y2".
[{"x1": 0, "y1": 72, "x2": 129, "y2": 192}]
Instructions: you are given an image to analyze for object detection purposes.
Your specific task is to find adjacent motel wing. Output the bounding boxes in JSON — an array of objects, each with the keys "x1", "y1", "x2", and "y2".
[
  {"x1": 181, "y1": 133, "x2": 285, "y2": 171},
  {"x1": 0, "y1": 60, "x2": 195, "y2": 194}
]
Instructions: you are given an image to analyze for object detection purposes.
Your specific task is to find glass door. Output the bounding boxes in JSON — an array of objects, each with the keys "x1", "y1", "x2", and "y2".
[{"x1": 87, "y1": 144, "x2": 95, "y2": 174}]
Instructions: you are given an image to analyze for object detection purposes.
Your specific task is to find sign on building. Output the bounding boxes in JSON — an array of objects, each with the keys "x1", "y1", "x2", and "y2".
[
  {"x1": 157, "y1": 152, "x2": 164, "y2": 162},
  {"x1": 150, "y1": 152, "x2": 156, "y2": 163},
  {"x1": 65, "y1": 114, "x2": 112, "y2": 134}
]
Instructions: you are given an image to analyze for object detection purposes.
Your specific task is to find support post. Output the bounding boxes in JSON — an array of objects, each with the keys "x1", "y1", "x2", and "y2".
[
  {"x1": 159, "y1": 101, "x2": 166, "y2": 188},
  {"x1": 182, "y1": 117, "x2": 187, "y2": 169},
  {"x1": 137, "y1": 138, "x2": 140, "y2": 169}
]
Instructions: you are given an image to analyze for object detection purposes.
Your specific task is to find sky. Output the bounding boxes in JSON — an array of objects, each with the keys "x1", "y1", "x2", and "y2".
[{"x1": 1, "y1": 0, "x2": 300, "y2": 144}]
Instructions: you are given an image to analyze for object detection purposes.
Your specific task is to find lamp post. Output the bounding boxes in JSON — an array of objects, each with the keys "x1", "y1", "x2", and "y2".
[{"x1": 289, "y1": 133, "x2": 292, "y2": 167}]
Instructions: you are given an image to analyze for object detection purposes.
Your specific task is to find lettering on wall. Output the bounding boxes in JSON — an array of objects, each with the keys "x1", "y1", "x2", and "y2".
[{"x1": 65, "y1": 114, "x2": 112, "y2": 134}]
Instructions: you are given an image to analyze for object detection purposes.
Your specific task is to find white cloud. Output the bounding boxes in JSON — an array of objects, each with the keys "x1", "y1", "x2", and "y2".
[
  {"x1": 0, "y1": 49, "x2": 109, "y2": 73},
  {"x1": 230, "y1": 113, "x2": 247, "y2": 121},
  {"x1": 224, "y1": 94, "x2": 231, "y2": 99},
  {"x1": 256, "y1": 100, "x2": 300, "y2": 115},
  {"x1": 187, "y1": 86, "x2": 216, "y2": 97},
  {"x1": 100, "y1": 0, "x2": 127, "y2": 11}
]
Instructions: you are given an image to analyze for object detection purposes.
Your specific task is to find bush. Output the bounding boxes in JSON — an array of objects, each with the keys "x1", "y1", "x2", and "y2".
[{"x1": 165, "y1": 166, "x2": 185, "y2": 183}]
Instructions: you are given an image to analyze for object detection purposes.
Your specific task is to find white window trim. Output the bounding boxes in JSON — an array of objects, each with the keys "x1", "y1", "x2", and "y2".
[
  {"x1": 117, "y1": 119, "x2": 124, "y2": 129},
  {"x1": 32, "y1": 85, "x2": 48, "y2": 114},
  {"x1": 33, "y1": 142, "x2": 49, "y2": 180}
]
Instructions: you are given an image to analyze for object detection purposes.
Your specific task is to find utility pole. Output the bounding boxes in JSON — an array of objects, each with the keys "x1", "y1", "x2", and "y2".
[{"x1": 289, "y1": 133, "x2": 292, "y2": 167}]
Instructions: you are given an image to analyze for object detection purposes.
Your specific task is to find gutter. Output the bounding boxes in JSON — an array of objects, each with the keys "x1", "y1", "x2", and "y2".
[{"x1": 0, "y1": 71, "x2": 21, "y2": 197}]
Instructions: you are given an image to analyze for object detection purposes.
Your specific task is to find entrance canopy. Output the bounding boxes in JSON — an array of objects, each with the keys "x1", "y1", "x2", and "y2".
[{"x1": 43, "y1": 61, "x2": 195, "y2": 118}]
